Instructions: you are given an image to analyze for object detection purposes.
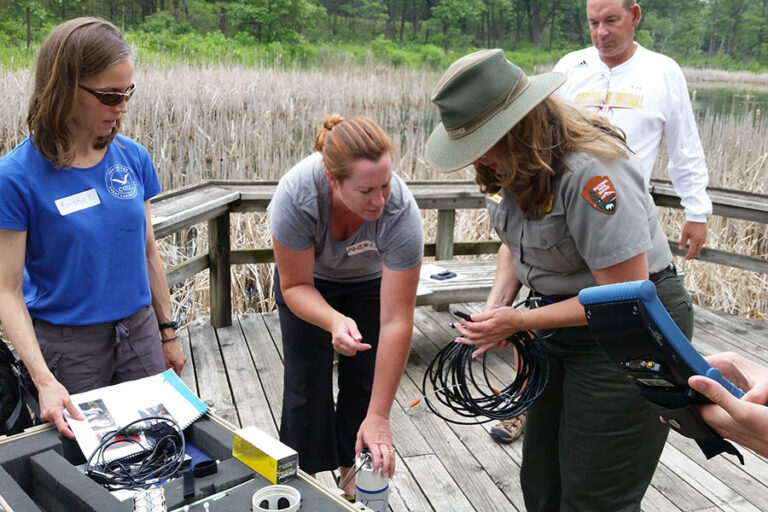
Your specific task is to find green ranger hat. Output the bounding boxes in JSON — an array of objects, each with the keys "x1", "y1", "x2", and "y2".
[{"x1": 425, "y1": 49, "x2": 566, "y2": 172}]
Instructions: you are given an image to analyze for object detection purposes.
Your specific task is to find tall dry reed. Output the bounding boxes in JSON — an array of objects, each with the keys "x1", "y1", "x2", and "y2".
[{"x1": 1, "y1": 63, "x2": 765, "y2": 323}]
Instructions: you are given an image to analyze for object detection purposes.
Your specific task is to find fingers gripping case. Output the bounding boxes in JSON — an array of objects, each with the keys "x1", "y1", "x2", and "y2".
[{"x1": 578, "y1": 280, "x2": 744, "y2": 463}]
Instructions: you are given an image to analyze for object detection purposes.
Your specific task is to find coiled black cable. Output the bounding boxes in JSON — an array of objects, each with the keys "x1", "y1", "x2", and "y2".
[
  {"x1": 421, "y1": 301, "x2": 551, "y2": 425},
  {"x1": 85, "y1": 416, "x2": 186, "y2": 490}
]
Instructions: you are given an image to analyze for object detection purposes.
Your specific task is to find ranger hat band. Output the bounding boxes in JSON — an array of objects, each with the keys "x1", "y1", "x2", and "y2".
[{"x1": 425, "y1": 49, "x2": 566, "y2": 172}]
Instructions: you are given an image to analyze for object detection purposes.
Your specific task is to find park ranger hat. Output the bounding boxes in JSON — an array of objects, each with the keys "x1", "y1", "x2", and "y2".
[{"x1": 425, "y1": 49, "x2": 566, "y2": 172}]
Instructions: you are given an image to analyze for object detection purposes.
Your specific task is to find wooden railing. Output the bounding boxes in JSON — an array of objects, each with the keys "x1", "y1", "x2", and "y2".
[{"x1": 151, "y1": 180, "x2": 768, "y2": 328}]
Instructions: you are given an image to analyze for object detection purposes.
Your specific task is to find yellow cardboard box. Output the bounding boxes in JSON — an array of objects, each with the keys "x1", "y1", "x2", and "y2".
[{"x1": 232, "y1": 426, "x2": 298, "y2": 484}]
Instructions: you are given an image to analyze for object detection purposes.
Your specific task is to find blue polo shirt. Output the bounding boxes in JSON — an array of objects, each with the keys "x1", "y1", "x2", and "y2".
[{"x1": 0, "y1": 135, "x2": 161, "y2": 325}]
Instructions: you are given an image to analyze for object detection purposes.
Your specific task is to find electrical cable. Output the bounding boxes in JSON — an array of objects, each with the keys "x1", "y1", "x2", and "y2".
[
  {"x1": 420, "y1": 299, "x2": 551, "y2": 425},
  {"x1": 85, "y1": 416, "x2": 186, "y2": 490}
]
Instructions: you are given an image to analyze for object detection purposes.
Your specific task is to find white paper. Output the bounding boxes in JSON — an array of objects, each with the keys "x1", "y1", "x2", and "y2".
[{"x1": 66, "y1": 370, "x2": 208, "y2": 461}]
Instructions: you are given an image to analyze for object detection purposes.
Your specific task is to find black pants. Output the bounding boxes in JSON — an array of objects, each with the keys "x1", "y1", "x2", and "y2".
[{"x1": 274, "y1": 271, "x2": 381, "y2": 474}]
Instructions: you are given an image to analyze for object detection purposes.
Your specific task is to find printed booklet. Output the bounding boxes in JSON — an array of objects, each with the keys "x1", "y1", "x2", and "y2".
[{"x1": 65, "y1": 369, "x2": 208, "y2": 461}]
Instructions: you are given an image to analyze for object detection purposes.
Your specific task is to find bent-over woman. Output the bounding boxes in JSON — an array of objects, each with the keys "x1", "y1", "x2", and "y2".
[{"x1": 268, "y1": 115, "x2": 423, "y2": 495}]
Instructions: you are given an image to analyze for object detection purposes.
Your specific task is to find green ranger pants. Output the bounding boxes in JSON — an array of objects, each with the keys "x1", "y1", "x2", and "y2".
[{"x1": 520, "y1": 273, "x2": 694, "y2": 512}]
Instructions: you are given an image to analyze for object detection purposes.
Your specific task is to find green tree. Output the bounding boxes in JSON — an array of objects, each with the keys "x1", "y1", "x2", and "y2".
[
  {"x1": 735, "y1": 0, "x2": 768, "y2": 58},
  {"x1": 427, "y1": 0, "x2": 484, "y2": 50},
  {"x1": 227, "y1": 0, "x2": 325, "y2": 43}
]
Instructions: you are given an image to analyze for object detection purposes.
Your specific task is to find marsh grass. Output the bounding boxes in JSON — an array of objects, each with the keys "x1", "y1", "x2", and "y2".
[
  {"x1": 1, "y1": 63, "x2": 766, "y2": 323},
  {"x1": 653, "y1": 108, "x2": 768, "y2": 319}
]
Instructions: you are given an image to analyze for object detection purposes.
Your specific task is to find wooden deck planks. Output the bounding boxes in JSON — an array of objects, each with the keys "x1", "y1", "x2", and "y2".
[
  {"x1": 396, "y1": 344, "x2": 515, "y2": 511},
  {"x1": 216, "y1": 317, "x2": 276, "y2": 435},
  {"x1": 177, "y1": 325, "x2": 197, "y2": 396},
  {"x1": 177, "y1": 305, "x2": 767, "y2": 512},
  {"x1": 186, "y1": 319, "x2": 239, "y2": 426},
  {"x1": 666, "y1": 434, "x2": 768, "y2": 511},
  {"x1": 659, "y1": 443, "x2": 763, "y2": 512},
  {"x1": 387, "y1": 453, "x2": 437, "y2": 511},
  {"x1": 641, "y1": 485, "x2": 683, "y2": 512},
  {"x1": 650, "y1": 461, "x2": 715, "y2": 510},
  {"x1": 238, "y1": 312, "x2": 286, "y2": 433}
]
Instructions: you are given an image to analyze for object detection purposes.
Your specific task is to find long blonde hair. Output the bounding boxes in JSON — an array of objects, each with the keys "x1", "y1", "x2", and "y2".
[{"x1": 474, "y1": 96, "x2": 630, "y2": 219}]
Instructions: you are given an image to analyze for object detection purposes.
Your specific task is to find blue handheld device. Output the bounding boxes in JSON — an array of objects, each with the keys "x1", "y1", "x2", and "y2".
[{"x1": 578, "y1": 280, "x2": 744, "y2": 448}]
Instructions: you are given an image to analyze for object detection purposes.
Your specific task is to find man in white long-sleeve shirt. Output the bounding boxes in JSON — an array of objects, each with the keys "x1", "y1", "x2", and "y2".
[
  {"x1": 554, "y1": 0, "x2": 711, "y2": 259},
  {"x1": 489, "y1": 0, "x2": 713, "y2": 446}
]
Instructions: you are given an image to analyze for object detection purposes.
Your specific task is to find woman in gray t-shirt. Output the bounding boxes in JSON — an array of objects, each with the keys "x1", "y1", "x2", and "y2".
[{"x1": 268, "y1": 115, "x2": 423, "y2": 496}]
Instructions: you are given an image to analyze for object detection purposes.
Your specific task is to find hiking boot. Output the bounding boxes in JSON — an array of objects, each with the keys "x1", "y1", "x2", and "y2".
[{"x1": 490, "y1": 414, "x2": 526, "y2": 444}]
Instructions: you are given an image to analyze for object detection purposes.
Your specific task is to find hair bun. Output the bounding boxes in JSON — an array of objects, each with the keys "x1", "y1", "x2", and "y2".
[
  {"x1": 315, "y1": 114, "x2": 346, "y2": 152},
  {"x1": 323, "y1": 114, "x2": 345, "y2": 131}
]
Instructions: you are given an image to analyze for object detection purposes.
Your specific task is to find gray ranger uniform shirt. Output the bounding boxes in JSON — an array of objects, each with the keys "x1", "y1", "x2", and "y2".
[
  {"x1": 487, "y1": 151, "x2": 672, "y2": 296},
  {"x1": 268, "y1": 152, "x2": 424, "y2": 282}
]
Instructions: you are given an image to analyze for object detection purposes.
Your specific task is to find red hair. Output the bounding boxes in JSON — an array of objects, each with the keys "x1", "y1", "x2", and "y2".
[{"x1": 314, "y1": 115, "x2": 391, "y2": 181}]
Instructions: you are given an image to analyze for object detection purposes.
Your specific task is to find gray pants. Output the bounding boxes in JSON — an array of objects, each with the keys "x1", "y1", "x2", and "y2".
[{"x1": 32, "y1": 305, "x2": 166, "y2": 394}]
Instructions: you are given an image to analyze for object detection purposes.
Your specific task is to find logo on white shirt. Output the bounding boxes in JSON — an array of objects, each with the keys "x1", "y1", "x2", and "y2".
[
  {"x1": 573, "y1": 91, "x2": 644, "y2": 117},
  {"x1": 347, "y1": 241, "x2": 377, "y2": 256}
]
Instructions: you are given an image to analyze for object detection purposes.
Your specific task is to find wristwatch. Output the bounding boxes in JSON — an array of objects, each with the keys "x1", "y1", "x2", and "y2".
[{"x1": 158, "y1": 320, "x2": 179, "y2": 330}]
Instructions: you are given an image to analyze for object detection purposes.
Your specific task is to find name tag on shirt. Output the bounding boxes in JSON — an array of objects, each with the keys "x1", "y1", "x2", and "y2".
[
  {"x1": 347, "y1": 241, "x2": 377, "y2": 256},
  {"x1": 55, "y1": 189, "x2": 101, "y2": 216}
]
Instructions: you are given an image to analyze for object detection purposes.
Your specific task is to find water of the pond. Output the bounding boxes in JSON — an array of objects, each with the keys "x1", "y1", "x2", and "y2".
[{"x1": 690, "y1": 84, "x2": 768, "y2": 118}]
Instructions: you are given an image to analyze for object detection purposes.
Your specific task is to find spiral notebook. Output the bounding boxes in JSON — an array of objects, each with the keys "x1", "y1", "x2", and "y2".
[{"x1": 66, "y1": 369, "x2": 208, "y2": 462}]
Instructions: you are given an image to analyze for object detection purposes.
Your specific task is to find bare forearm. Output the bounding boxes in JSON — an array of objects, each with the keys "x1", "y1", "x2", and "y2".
[
  {"x1": 282, "y1": 284, "x2": 348, "y2": 334},
  {"x1": 0, "y1": 291, "x2": 54, "y2": 388},
  {"x1": 147, "y1": 243, "x2": 173, "y2": 324},
  {"x1": 485, "y1": 245, "x2": 522, "y2": 310},
  {"x1": 486, "y1": 276, "x2": 522, "y2": 310},
  {"x1": 519, "y1": 297, "x2": 587, "y2": 330},
  {"x1": 366, "y1": 319, "x2": 413, "y2": 418}
]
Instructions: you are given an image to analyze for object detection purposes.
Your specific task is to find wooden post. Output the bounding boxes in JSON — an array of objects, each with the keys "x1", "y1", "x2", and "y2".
[
  {"x1": 434, "y1": 209, "x2": 456, "y2": 311},
  {"x1": 435, "y1": 209, "x2": 456, "y2": 261},
  {"x1": 208, "y1": 213, "x2": 231, "y2": 328}
]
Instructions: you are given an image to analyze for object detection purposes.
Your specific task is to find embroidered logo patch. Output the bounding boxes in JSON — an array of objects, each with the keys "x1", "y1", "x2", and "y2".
[{"x1": 581, "y1": 176, "x2": 617, "y2": 214}]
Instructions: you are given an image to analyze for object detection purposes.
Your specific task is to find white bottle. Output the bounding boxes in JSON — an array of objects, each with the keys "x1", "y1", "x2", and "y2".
[{"x1": 354, "y1": 457, "x2": 389, "y2": 512}]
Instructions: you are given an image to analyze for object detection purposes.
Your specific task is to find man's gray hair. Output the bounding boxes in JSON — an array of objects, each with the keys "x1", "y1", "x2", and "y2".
[{"x1": 623, "y1": 0, "x2": 638, "y2": 8}]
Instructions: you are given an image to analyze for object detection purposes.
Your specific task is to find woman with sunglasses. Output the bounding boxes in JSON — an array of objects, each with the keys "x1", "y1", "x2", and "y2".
[
  {"x1": 426, "y1": 49, "x2": 693, "y2": 511},
  {"x1": 268, "y1": 115, "x2": 423, "y2": 497},
  {"x1": 0, "y1": 18, "x2": 185, "y2": 438}
]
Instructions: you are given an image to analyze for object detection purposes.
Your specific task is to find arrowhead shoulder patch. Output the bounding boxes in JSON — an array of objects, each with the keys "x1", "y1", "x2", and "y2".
[{"x1": 581, "y1": 175, "x2": 617, "y2": 214}]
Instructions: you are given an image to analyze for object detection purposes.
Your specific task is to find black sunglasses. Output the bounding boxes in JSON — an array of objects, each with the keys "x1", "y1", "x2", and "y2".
[{"x1": 78, "y1": 83, "x2": 136, "y2": 106}]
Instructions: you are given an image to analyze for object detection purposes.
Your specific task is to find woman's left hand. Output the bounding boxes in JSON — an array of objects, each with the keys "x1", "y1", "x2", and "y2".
[
  {"x1": 453, "y1": 306, "x2": 524, "y2": 358},
  {"x1": 163, "y1": 339, "x2": 187, "y2": 375},
  {"x1": 355, "y1": 413, "x2": 395, "y2": 478}
]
